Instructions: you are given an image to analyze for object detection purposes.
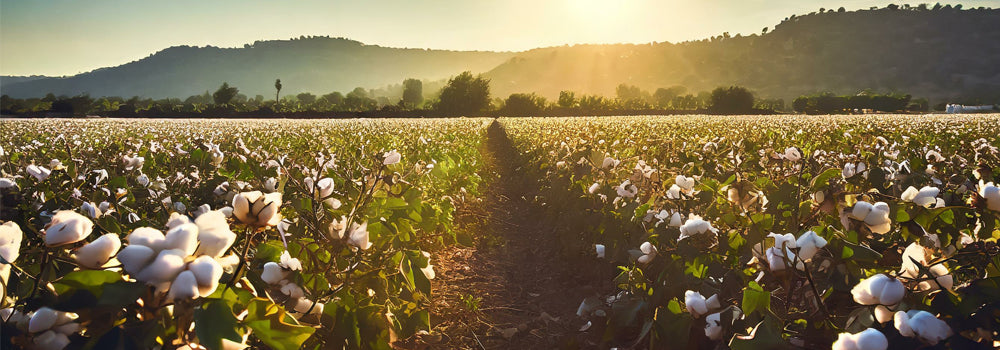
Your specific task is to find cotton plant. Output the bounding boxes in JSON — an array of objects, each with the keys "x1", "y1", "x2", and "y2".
[
  {"x1": 118, "y1": 210, "x2": 236, "y2": 300},
  {"x1": 900, "y1": 186, "x2": 944, "y2": 208},
  {"x1": 684, "y1": 290, "x2": 721, "y2": 318},
  {"x1": 847, "y1": 201, "x2": 892, "y2": 234},
  {"x1": 666, "y1": 175, "x2": 696, "y2": 199},
  {"x1": 977, "y1": 181, "x2": 1000, "y2": 211},
  {"x1": 43, "y1": 211, "x2": 94, "y2": 247},
  {"x1": 16, "y1": 307, "x2": 81, "y2": 350},
  {"x1": 899, "y1": 243, "x2": 953, "y2": 292},
  {"x1": 677, "y1": 214, "x2": 719, "y2": 249},
  {"x1": 329, "y1": 216, "x2": 372, "y2": 250},
  {"x1": 1, "y1": 221, "x2": 23, "y2": 298},
  {"x1": 232, "y1": 191, "x2": 283, "y2": 227},
  {"x1": 831, "y1": 328, "x2": 887, "y2": 350},
  {"x1": 893, "y1": 310, "x2": 952, "y2": 345},
  {"x1": 851, "y1": 274, "x2": 906, "y2": 322}
]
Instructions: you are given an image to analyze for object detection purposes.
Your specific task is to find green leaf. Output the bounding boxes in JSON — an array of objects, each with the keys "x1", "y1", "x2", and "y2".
[
  {"x1": 245, "y1": 298, "x2": 316, "y2": 350},
  {"x1": 53, "y1": 270, "x2": 123, "y2": 296},
  {"x1": 194, "y1": 300, "x2": 243, "y2": 350},
  {"x1": 729, "y1": 316, "x2": 790, "y2": 350},
  {"x1": 742, "y1": 281, "x2": 771, "y2": 316}
]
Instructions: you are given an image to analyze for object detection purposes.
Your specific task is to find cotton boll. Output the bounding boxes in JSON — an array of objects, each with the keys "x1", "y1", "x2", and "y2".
[
  {"x1": 852, "y1": 274, "x2": 905, "y2": 306},
  {"x1": 218, "y1": 254, "x2": 240, "y2": 272},
  {"x1": 874, "y1": 305, "x2": 894, "y2": 323},
  {"x1": 279, "y1": 251, "x2": 302, "y2": 271},
  {"x1": 684, "y1": 291, "x2": 709, "y2": 317},
  {"x1": 704, "y1": 312, "x2": 722, "y2": 340},
  {"x1": 594, "y1": 244, "x2": 605, "y2": 258},
  {"x1": 167, "y1": 270, "x2": 200, "y2": 301},
  {"x1": 280, "y1": 283, "x2": 304, "y2": 299},
  {"x1": 588, "y1": 183, "x2": 600, "y2": 194},
  {"x1": 126, "y1": 227, "x2": 166, "y2": 250},
  {"x1": 261, "y1": 262, "x2": 286, "y2": 285},
  {"x1": 165, "y1": 213, "x2": 192, "y2": 230},
  {"x1": 163, "y1": 223, "x2": 199, "y2": 256},
  {"x1": 75, "y1": 233, "x2": 121, "y2": 269},
  {"x1": 0, "y1": 221, "x2": 24, "y2": 264},
  {"x1": 135, "y1": 249, "x2": 187, "y2": 285},
  {"x1": 29, "y1": 307, "x2": 59, "y2": 333},
  {"x1": 188, "y1": 256, "x2": 223, "y2": 297},
  {"x1": 117, "y1": 244, "x2": 157, "y2": 275},
  {"x1": 345, "y1": 221, "x2": 371, "y2": 250},
  {"x1": 850, "y1": 202, "x2": 873, "y2": 221},
  {"x1": 44, "y1": 211, "x2": 93, "y2": 247},
  {"x1": 795, "y1": 231, "x2": 827, "y2": 261},
  {"x1": 637, "y1": 242, "x2": 657, "y2": 264},
  {"x1": 194, "y1": 211, "x2": 236, "y2": 257},
  {"x1": 894, "y1": 310, "x2": 952, "y2": 345},
  {"x1": 854, "y1": 328, "x2": 888, "y2": 350},
  {"x1": 33, "y1": 330, "x2": 70, "y2": 350},
  {"x1": 293, "y1": 297, "x2": 323, "y2": 315},
  {"x1": 383, "y1": 150, "x2": 401, "y2": 165}
]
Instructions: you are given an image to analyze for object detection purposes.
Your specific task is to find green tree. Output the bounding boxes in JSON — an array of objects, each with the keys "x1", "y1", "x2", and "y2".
[
  {"x1": 402, "y1": 78, "x2": 424, "y2": 108},
  {"x1": 501, "y1": 93, "x2": 547, "y2": 117},
  {"x1": 297, "y1": 92, "x2": 316, "y2": 106},
  {"x1": 212, "y1": 82, "x2": 239, "y2": 105},
  {"x1": 437, "y1": 71, "x2": 491, "y2": 116},
  {"x1": 708, "y1": 86, "x2": 755, "y2": 114},
  {"x1": 557, "y1": 91, "x2": 577, "y2": 108},
  {"x1": 653, "y1": 86, "x2": 687, "y2": 108}
]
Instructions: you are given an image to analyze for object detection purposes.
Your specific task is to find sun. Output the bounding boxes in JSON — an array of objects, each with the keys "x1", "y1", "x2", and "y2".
[{"x1": 567, "y1": 0, "x2": 626, "y2": 22}]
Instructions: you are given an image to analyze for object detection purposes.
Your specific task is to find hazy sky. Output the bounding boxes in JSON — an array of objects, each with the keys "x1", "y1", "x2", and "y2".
[{"x1": 2, "y1": 1, "x2": 996, "y2": 76}]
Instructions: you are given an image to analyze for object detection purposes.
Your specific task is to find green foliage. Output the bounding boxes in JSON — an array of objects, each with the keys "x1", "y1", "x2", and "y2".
[
  {"x1": 709, "y1": 86, "x2": 755, "y2": 114},
  {"x1": 213, "y1": 82, "x2": 239, "y2": 106},
  {"x1": 436, "y1": 71, "x2": 491, "y2": 116}
]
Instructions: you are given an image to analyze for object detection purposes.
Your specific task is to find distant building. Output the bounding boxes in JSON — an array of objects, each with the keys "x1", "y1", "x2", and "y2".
[{"x1": 946, "y1": 104, "x2": 996, "y2": 113}]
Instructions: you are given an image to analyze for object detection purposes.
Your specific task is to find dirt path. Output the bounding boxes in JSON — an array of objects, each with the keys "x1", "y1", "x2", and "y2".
[{"x1": 414, "y1": 120, "x2": 610, "y2": 349}]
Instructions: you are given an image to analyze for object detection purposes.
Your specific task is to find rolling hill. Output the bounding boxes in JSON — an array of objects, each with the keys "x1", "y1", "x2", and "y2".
[{"x1": 2, "y1": 7, "x2": 999, "y2": 104}]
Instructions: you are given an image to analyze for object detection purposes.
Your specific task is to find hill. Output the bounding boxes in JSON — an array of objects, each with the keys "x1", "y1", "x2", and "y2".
[
  {"x1": 0, "y1": 37, "x2": 515, "y2": 99},
  {"x1": 485, "y1": 6, "x2": 1000, "y2": 103},
  {"x1": 2, "y1": 7, "x2": 999, "y2": 104}
]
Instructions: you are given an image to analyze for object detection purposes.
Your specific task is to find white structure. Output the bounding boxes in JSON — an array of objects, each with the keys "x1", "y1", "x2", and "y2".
[{"x1": 946, "y1": 104, "x2": 995, "y2": 113}]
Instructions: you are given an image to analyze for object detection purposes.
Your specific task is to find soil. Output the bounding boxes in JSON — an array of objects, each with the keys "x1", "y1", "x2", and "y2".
[{"x1": 403, "y1": 120, "x2": 614, "y2": 349}]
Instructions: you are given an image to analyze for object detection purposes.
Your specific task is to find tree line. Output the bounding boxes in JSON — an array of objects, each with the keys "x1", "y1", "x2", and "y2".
[{"x1": 1, "y1": 71, "x2": 940, "y2": 118}]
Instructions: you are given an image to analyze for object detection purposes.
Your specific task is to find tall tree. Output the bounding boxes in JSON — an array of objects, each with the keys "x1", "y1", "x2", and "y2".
[
  {"x1": 274, "y1": 79, "x2": 282, "y2": 108},
  {"x1": 436, "y1": 71, "x2": 491, "y2": 116},
  {"x1": 708, "y1": 86, "x2": 755, "y2": 114},
  {"x1": 401, "y1": 78, "x2": 424, "y2": 108},
  {"x1": 212, "y1": 82, "x2": 239, "y2": 105}
]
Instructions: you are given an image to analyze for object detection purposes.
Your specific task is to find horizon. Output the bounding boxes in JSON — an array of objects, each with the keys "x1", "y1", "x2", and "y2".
[{"x1": 3, "y1": 0, "x2": 996, "y2": 77}]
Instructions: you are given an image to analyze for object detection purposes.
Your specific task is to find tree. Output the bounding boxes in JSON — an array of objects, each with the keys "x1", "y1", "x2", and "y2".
[
  {"x1": 708, "y1": 86, "x2": 755, "y2": 114},
  {"x1": 437, "y1": 71, "x2": 491, "y2": 116},
  {"x1": 297, "y1": 92, "x2": 316, "y2": 106},
  {"x1": 654, "y1": 86, "x2": 687, "y2": 108},
  {"x1": 212, "y1": 82, "x2": 239, "y2": 105},
  {"x1": 557, "y1": 91, "x2": 577, "y2": 108},
  {"x1": 274, "y1": 79, "x2": 282, "y2": 107},
  {"x1": 401, "y1": 78, "x2": 424, "y2": 108},
  {"x1": 502, "y1": 93, "x2": 547, "y2": 117}
]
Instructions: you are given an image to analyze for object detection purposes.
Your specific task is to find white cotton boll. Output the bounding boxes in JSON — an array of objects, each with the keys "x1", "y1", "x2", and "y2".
[
  {"x1": 165, "y1": 213, "x2": 191, "y2": 230},
  {"x1": 978, "y1": 181, "x2": 1000, "y2": 211},
  {"x1": 75, "y1": 233, "x2": 121, "y2": 269},
  {"x1": 80, "y1": 202, "x2": 100, "y2": 219},
  {"x1": 812, "y1": 191, "x2": 825, "y2": 204},
  {"x1": 194, "y1": 211, "x2": 236, "y2": 258},
  {"x1": 281, "y1": 283, "x2": 304, "y2": 299},
  {"x1": 52, "y1": 322, "x2": 79, "y2": 335},
  {"x1": 29, "y1": 307, "x2": 59, "y2": 333},
  {"x1": 137, "y1": 173, "x2": 150, "y2": 187},
  {"x1": 588, "y1": 182, "x2": 600, "y2": 194},
  {"x1": 854, "y1": 328, "x2": 888, "y2": 350},
  {"x1": 167, "y1": 270, "x2": 199, "y2": 301},
  {"x1": 0, "y1": 221, "x2": 23, "y2": 264},
  {"x1": 127, "y1": 227, "x2": 166, "y2": 250},
  {"x1": 163, "y1": 223, "x2": 199, "y2": 256},
  {"x1": 851, "y1": 274, "x2": 905, "y2": 306},
  {"x1": 638, "y1": 242, "x2": 657, "y2": 264},
  {"x1": 895, "y1": 310, "x2": 951, "y2": 345},
  {"x1": 135, "y1": 249, "x2": 187, "y2": 285},
  {"x1": 601, "y1": 157, "x2": 619, "y2": 169},
  {"x1": 345, "y1": 221, "x2": 372, "y2": 250},
  {"x1": 117, "y1": 244, "x2": 157, "y2": 275},
  {"x1": 783, "y1": 147, "x2": 802, "y2": 161},
  {"x1": 316, "y1": 178, "x2": 335, "y2": 198},
  {"x1": 44, "y1": 211, "x2": 93, "y2": 247},
  {"x1": 902, "y1": 186, "x2": 941, "y2": 208},
  {"x1": 595, "y1": 244, "x2": 605, "y2": 258},
  {"x1": 33, "y1": 330, "x2": 70, "y2": 350},
  {"x1": 264, "y1": 177, "x2": 278, "y2": 192},
  {"x1": 188, "y1": 255, "x2": 223, "y2": 297},
  {"x1": 280, "y1": 251, "x2": 302, "y2": 271},
  {"x1": 261, "y1": 262, "x2": 286, "y2": 285},
  {"x1": 766, "y1": 249, "x2": 786, "y2": 271},
  {"x1": 675, "y1": 175, "x2": 695, "y2": 191},
  {"x1": 704, "y1": 312, "x2": 722, "y2": 340},
  {"x1": 192, "y1": 204, "x2": 211, "y2": 219},
  {"x1": 218, "y1": 254, "x2": 240, "y2": 272},
  {"x1": 705, "y1": 294, "x2": 720, "y2": 310},
  {"x1": 293, "y1": 297, "x2": 323, "y2": 315},
  {"x1": 795, "y1": 231, "x2": 827, "y2": 262},
  {"x1": 874, "y1": 305, "x2": 894, "y2": 323},
  {"x1": 383, "y1": 150, "x2": 401, "y2": 165},
  {"x1": 684, "y1": 290, "x2": 709, "y2": 317},
  {"x1": 26, "y1": 165, "x2": 51, "y2": 181},
  {"x1": 666, "y1": 184, "x2": 682, "y2": 199},
  {"x1": 849, "y1": 201, "x2": 872, "y2": 221}
]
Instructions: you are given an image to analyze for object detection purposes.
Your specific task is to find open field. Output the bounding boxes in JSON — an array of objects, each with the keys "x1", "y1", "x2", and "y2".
[{"x1": 2, "y1": 115, "x2": 1000, "y2": 349}]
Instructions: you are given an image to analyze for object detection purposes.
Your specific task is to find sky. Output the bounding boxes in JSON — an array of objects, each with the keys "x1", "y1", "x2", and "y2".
[{"x1": 1, "y1": 0, "x2": 997, "y2": 76}]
